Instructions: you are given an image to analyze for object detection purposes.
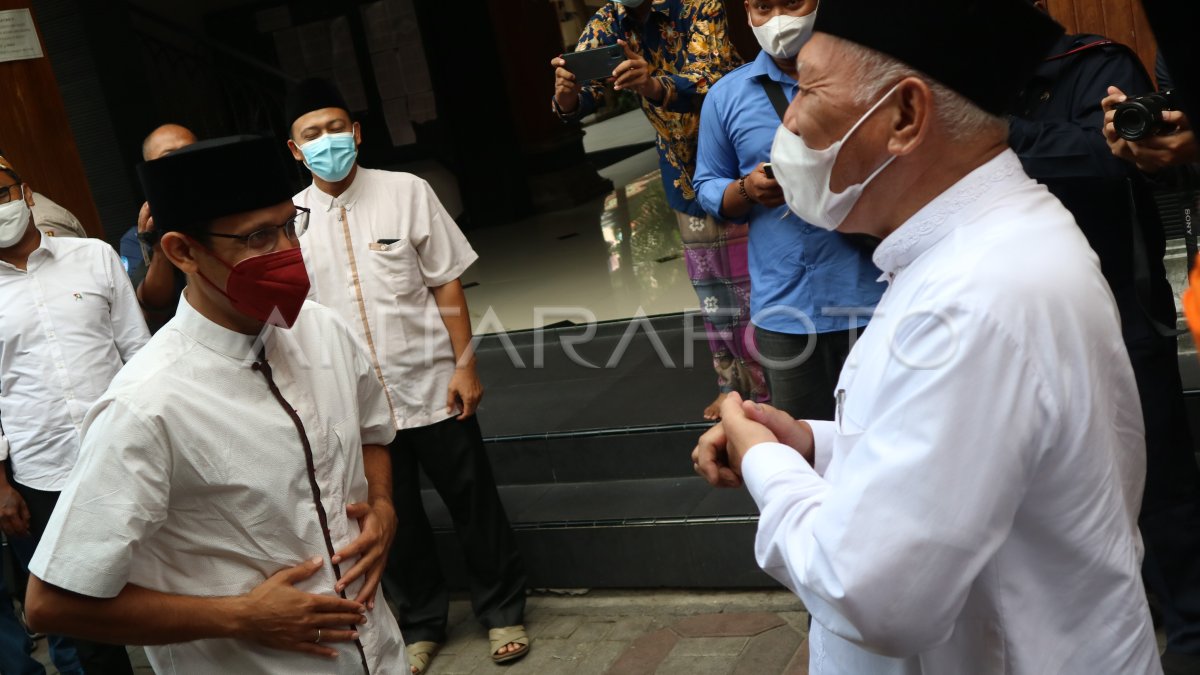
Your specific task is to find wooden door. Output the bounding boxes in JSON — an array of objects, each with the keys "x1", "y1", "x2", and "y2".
[
  {"x1": 1045, "y1": 0, "x2": 1157, "y2": 80},
  {"x1": 0, "y1": 0, "x2": 102, "y2": 237}
]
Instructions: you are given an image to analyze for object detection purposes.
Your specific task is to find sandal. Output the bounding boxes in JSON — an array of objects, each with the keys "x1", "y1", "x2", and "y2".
[
  {"x1": 405, "y1": 640, "x2": 441, "y2": 675},
  {"x1": 489, "y1": 624, "x2": 530, "y2": 664}
]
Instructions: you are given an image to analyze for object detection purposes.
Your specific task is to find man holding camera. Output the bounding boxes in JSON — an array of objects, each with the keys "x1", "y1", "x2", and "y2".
[
  {"x1": 1104, "y1": 60, "x2": 1197, "y2": 174},
  {"x1": 1007, "y1": 11, "x2": 1200, "y2": 673}
]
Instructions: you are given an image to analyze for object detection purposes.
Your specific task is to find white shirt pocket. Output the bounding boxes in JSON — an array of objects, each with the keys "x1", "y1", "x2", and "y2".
[{"x1": 365, "y1": 238, "x2": 420, "y2": 297}]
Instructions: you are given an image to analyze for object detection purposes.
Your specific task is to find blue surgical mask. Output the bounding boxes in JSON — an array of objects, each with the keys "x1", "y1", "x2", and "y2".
[
  {"x1": 613, "y1": 0, "x2": 645, "y2": 7},
  {"x1": 300, "y1": 132, "x2": 357, "y2": 182}
]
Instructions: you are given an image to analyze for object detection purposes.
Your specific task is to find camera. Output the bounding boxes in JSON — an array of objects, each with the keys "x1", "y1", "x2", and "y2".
[{"x1": 1114, "y1": 89, "x2": 1180, "y2": 141}]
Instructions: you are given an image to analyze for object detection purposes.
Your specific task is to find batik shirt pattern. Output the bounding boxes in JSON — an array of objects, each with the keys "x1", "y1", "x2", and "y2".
[{"x1": 564, "y1": 0, "x2": 741, "y2": 215}]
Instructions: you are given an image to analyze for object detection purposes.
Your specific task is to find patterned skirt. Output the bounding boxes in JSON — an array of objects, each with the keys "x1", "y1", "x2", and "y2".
[{"x1": 675, "y1": 211, "x2": 769, "y2": 403}]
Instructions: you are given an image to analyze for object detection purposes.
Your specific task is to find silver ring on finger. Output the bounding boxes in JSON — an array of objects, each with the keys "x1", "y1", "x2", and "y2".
[{"x1": 315, "y1": 628, "x2": 322, "y2": 644}]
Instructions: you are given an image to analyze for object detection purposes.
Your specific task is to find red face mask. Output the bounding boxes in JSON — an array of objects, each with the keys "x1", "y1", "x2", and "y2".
[{"x1": 196, "y1": 246, "x2": 311, "y2": 328}]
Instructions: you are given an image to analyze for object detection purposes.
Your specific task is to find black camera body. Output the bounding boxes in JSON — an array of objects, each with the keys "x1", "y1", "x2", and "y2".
[{"x1": 1114, "y1": 89, "x2": 1180, "y2": 141}]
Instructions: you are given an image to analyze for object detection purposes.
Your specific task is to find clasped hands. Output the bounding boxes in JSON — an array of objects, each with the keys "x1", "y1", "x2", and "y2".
[{"x1": 692, "y1": 392, "x2": 816, "y2": 488}]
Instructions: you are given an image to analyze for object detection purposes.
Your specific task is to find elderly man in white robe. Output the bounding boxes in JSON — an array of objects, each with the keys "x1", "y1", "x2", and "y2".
[{"x1": 693, "y1": 1, "x2": 1163, "y2": 673}]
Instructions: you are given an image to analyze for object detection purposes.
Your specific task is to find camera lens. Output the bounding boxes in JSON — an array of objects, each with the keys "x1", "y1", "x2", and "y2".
[{"x1": 1114, "y1": 103, "x2": 1152, "y2": 141}]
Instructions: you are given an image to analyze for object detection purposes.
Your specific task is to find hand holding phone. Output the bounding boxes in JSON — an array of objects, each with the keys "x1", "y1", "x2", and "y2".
[
  {"x1": 561, "y1": 45, "x2": 625, "y2": 84},
  {"x1": 744, "y1": 162, "x2": 785, "y2": 208}
]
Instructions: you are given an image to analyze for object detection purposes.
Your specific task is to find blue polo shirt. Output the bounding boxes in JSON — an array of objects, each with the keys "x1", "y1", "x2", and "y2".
[
  {"x1": 693, "y1": 50, "x2": 884, "y2": 335},
  {"x1": 118, "y1": 226, "x2": 142, "y2": 277}
]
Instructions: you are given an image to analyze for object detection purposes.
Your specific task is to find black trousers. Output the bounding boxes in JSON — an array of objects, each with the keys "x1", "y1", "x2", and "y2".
[
  {"x1": 9, "y1": 482, "x2": 135, "y2": 675},
  {"x1": 381, "y1": 415, "x2": 526, "y2": 644},
  {"x1": 1127, "y1": 333, "x2": 1200, "y2": 655},
  {"x1": 754, "y1": 326, "x2": 857, "y2": 420}
]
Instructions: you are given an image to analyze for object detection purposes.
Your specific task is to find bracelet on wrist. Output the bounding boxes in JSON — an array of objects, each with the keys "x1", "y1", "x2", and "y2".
[{"x1": 737, "y1": 175, "x2": 754, "y2": 204}]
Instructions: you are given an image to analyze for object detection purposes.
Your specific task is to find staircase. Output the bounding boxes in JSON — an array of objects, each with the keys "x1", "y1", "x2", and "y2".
[{"x1": 423, "y1": 312, "x2": 776, "y2": 589}]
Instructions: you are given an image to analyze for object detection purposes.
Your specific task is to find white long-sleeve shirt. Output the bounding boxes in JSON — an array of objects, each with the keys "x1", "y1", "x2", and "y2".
[
  {"x1": 0, "y1": 233, "x2": 148, "y2": 489},
  {"x1": 742, "y1": 150, "x2": 1161, "y2": 674}
]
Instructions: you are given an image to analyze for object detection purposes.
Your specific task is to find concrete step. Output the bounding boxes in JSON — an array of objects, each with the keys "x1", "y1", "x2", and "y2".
[{"x1": 424, "y1": 477, "x2": 773, "y2": 588}]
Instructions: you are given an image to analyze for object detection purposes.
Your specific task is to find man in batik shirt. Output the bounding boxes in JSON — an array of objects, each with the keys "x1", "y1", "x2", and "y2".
[{"x1": 550, "y1": 0, "x2": 765, "y2": 419}]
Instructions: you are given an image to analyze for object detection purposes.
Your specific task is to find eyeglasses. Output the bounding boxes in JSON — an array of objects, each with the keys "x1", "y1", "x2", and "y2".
[
  {"x1": 0, "y1": 184, "x2": 22, "y2": 206},
  {"x1": 206, "y1": 206, "x2": 310, "y2": 254}
]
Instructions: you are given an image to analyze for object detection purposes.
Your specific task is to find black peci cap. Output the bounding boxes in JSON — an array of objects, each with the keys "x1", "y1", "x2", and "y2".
[
  {"x1": 136, "y1": 135, "x2": 294, "y2": 233},
  {"x1": 813, "y1": 0, "x2": 1064, "y2": 115},
  {"x1": 285, "y1": 77, "x2": 349, "y2": 128}
]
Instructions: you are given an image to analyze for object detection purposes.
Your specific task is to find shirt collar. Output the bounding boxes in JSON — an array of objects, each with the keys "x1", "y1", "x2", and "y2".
[
  {"x1": 35, "y1": 230, "x2": 56, "y2": 257},
  {"x1": 306, "y1": 167, "x2": 365, "y2": 214},
  {"x1": 617, "y1": 0, "x2": 672, "y2": 23},
  {"x1": 0, "y1": 230, "x2": 53, "y2": 272},
  {"x1": 173, "y1": 288, "x2": 275, "y2": 364},
  {"x1": 748, "y1": 49, "x2": 796, "y2": 86},
  {"x1": 872, "y1": 149, "x2": 1025, "y2": 277}
]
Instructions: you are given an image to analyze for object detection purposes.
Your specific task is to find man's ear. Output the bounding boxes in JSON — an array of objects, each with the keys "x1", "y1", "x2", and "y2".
[
  {"x1": 21, "y1": 183, "x2": 34, "y2": 207},
  {"x1": 286, "y1": 138, "x2": 305, "y2": 163},
  {"x1": 888, "y1": 76, "x2": 931, "y2": 157},
  {"x1": 159, "y1": 231, "x2": 200, "y2": 275},
  {"x1": 353, "y1": 121, "x2": 363, "y2": 147}
]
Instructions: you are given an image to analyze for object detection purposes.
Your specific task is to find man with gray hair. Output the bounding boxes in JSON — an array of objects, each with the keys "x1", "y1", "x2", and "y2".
[{"x1": 692, "y1": 0, "x2": 1162, "y2": 672}]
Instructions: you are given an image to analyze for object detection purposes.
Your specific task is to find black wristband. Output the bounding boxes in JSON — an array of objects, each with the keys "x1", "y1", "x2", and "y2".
[{"x1": 552, "y1": 96, "x2": 581, "y2": 121}]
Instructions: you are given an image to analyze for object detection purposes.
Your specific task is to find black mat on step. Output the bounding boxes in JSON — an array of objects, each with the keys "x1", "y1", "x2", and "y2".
[
  {"x1": 422, "y1": 477, "x2": 759, "y2": 531},
  {"x1": 474, "y1": 313, "x2": 721, "y2": 438}
]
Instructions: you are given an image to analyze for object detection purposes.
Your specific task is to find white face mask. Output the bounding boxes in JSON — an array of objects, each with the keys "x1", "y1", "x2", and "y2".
[
  {"x1": 750, "y1": 12, "x2": 815, "y2": 60},
  {"x1": 0, "y1": 188, "x2": 31, "y2": 248},
  {"x1": 770, "y1": 83, "x2": 900, "y2": 231}
]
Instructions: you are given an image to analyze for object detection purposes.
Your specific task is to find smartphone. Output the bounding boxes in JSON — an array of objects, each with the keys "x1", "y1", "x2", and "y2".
[
  {"x1": 762, "y1": 163, "x2": 775, "y2": 180},
  {"x1": 561, "y1": 45, "x2": 625, "y2": 83}
]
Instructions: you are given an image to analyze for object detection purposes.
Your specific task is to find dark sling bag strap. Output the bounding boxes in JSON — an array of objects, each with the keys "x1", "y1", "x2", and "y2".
[{"x1": 757, "y1": 76, "x2": 790, "y2": 121}]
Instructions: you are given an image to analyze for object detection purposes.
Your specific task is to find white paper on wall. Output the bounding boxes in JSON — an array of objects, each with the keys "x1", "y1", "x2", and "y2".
[
  {"x1": 362, "y1": 0, "x2": 437, "y2": 147},
  {"x1": 0, "y1": 9, "x2": 44, "y2": 64}
]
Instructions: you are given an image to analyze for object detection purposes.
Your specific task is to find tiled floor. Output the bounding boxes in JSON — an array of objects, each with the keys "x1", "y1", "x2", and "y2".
[
  {"x1": 461, "y1": 150, "x2": 702, "y2": 334},
  {"x1": 31, "y1": 590, "x2": 810, "y2": 675}
]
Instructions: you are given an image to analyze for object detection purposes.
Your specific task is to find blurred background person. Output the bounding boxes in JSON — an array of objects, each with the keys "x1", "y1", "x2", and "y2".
[
  {"x1": 0, "y1": 152, "x2": 84, "y2": 240},
  {"x1": 123, "y1": 124, "x2": 196, "y2": 331},
  {"x1": 694, "y1": 0, "x2": 884, "y2": 420},
  {"x1": 0, "y1": 156, "x2": 145, "y2": 675},
  {"x1": 287, "y1": 79, "x2": 529, "y2": 674}
]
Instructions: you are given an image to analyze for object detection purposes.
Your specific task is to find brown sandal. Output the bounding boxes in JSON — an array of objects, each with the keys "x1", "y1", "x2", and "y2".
[
  {"x1": 405, "y1": 640, "x2": 441, "y2": 674},
  {"x1": 489, "y1": 625, "x2": 530, "y2": 664}
]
